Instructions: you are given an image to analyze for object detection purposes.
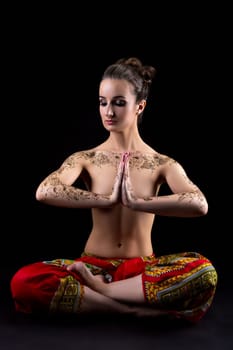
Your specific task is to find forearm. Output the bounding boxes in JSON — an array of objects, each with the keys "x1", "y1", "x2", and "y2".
[
  {"x1": 36, "y1": 183, "x2": 113, "y2": 209},
  {"x1": 131, "y1": 191, "x2": 208, "y2": 217}
]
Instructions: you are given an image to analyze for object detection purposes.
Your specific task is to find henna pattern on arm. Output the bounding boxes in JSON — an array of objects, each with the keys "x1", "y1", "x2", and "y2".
[
  {"x1": 178, "y1": 190, "x2": 206, "y2": 210},
  {"x1": 39, "y1": 151, "x2": 122, "y2": 204},
  {"x1": 42, "y1": 172, "x2": 109, "y2": 202}
]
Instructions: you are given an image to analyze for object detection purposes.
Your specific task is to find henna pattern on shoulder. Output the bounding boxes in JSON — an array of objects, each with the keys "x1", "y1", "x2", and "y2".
[
  {"x1": 129, "y1": 153, "x2": 175, "y2": 171},
  {"x1": 75, "y1": 151, "x2": 121, "y2": 168},
  {"x1": 60, "y1": 151, "x2": 176, "y2": 171},
  {"x1": 53, "y1": 151, "x2": 121, "y2": 174}
]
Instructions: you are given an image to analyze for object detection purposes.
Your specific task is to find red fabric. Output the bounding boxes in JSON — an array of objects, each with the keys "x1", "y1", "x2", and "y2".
[
  {"x1": 10, "y1": 255, "x2": 146, "y2": 314},
  {"x1": 78, "y1": 255, "x2": 146, "y2": 281},
  {"x1": 11, "y1": 262, "x2": 70, "y2": 313},
  {"x1": 10, "y1": 252, "x2": 217, "y2": 322}
]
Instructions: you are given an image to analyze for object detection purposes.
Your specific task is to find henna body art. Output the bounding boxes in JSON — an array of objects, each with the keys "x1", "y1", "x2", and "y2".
[{"x1": 37, "y1": 150, "x2": 207, "y2": 216}]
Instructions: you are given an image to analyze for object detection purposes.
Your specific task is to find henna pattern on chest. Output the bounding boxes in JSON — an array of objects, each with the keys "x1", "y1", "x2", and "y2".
[
  {"x1": 73, "y1": 151, "x2": 176, "y2": 171},
  {"x1": 82, "y1": 151, "x2": 121, "y2": 168},
  {"x1": 128, "y1": 154, "x2": 175, "y2": 170}
]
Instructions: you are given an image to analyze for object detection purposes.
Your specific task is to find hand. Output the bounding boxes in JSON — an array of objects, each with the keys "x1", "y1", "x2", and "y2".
[
  {"x1": 121, "y1": 153, "x2": 137, "y2": 208},
  {"x1": 108, "y1": 152, "x2": 126, "y2": 205}
]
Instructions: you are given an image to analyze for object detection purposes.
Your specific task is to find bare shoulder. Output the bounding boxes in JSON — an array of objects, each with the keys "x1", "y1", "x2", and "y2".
[
  {"x1": 156, "y1": 152, "x2": 192, "y2": 184},
  {"x1": 129, "y1": 150, "x2": 177, "y2": 170},
  {"x1": 154, "y1": 152, "x2": 178, "y2": 166},
  {"x1": 61, "y1": 148, "x2": 122, "y2": 169},
  {"x1": 154, "y1": 152, "x2": 186, "y2": 173},
  {"x1": 58, "y1": 149, "x2": 96, "y2": 169},
  {"x1": 64, "y1": 148, "x2": 102, "y2": 161}
]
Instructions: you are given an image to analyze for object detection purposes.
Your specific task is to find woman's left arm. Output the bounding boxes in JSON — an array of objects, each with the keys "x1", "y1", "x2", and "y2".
[{"x1": 121, "y1": 157, "x2": 208, "y2": 217}]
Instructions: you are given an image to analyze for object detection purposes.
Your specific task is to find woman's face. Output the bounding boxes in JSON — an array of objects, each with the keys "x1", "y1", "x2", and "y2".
[{"x1": 99, "y1": 78, "x2": 140, "y2": 132}]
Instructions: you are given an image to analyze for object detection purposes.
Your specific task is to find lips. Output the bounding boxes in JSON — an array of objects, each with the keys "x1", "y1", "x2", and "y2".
[{"x1": 105, "y1": 120, "x2": 116, "y2": 125}]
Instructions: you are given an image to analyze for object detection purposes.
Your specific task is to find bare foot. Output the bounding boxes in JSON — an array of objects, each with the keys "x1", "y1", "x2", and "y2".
[
  {"x1": 67, "y1": 262, "x2": 107, "y2": 293},
  {"x1": 66, "y1": 263, "x2": 169, "y2": 318},
  {"x1": 133, "y1": 306, "x2": 167, "y2": 318}
]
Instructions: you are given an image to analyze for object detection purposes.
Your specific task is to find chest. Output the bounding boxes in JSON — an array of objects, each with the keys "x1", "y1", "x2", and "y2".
[{"x1": 84, "y1": 155, "x2": 162, "y2": 197}]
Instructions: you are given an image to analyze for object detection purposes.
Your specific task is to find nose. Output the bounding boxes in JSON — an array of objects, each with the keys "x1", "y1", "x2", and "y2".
[{"x1": 106, "y1": 106, "x2": 114, "y2": 118}]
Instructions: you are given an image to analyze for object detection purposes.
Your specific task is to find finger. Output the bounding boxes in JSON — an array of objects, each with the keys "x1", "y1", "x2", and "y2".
[
  {"x1": 121, "y1": 175, "x2": 129, "y2": 205},
  {"x1": 121, "y1": 181, "x2": 127, "y2": 205},
  {"x1": 124, "y1": 151, "x2": 130, "y2": 160}
]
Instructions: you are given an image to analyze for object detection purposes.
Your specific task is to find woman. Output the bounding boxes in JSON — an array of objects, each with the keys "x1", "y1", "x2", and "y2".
[{"x1": 10, "y1": 57, "x2": 217, "y2": 322}]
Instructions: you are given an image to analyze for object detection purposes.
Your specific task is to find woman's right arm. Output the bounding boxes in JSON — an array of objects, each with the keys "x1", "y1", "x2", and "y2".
[{"x1": 35, "y1": 152, "x2": 124, "y2": 209}]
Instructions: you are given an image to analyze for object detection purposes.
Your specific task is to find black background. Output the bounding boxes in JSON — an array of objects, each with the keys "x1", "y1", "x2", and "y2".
[
  {"x1": 2, "y1": 4, "x2": 230, "y2": 291},
  {"x1": 1, "y1": 5, "x2": 232, "y2": 350}
]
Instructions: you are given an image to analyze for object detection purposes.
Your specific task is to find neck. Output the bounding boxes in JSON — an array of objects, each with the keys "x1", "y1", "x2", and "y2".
[{"x1": 107, "y1": 129, "x2": 144, "y2": 152}]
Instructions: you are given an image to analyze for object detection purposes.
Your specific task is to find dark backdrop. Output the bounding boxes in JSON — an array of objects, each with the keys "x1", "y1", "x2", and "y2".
[{"x1": 2, "y1": 6, "x2": 229, "y2": 296}]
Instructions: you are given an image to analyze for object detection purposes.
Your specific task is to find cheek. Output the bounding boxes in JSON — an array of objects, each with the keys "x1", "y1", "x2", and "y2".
[
  {"x1": 122, "y1": 108, "x2": 137, "y2": 121},
  {"x1": 126, "y1": 104, "x2": 138, "y2": 115}
]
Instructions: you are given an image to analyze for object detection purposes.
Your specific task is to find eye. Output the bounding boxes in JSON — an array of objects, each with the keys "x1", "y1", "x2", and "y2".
[
  {"x1": 113, "y1": 99, "x2": 126, "y2": 107},
  {"x1": 99, "y1": 100, "x2": 107, "y2": 106}
]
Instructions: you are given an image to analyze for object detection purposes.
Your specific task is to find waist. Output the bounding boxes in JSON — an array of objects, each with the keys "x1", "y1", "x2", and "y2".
[
  {"x1": 85, "y1": 230, "x2": 153, "y2": 258},
  {"x1": 81, "y1": 251, "x2": 156, "y2": 262}
]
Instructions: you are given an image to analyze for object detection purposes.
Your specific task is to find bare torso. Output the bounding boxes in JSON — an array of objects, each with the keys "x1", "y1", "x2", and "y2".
[{"x1": 78, "y1": 148, "x2": 166, "y2": 258}]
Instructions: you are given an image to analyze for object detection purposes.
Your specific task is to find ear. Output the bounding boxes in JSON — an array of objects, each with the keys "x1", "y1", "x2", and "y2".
[{"x1": 137, "y1": 100, "x2": 147, "y2": 113}]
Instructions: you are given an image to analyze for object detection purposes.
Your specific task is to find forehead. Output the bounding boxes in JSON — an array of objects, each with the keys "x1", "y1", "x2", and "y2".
[{"x1": 99, "y1": 78, "x2": 134, "y2": 97}]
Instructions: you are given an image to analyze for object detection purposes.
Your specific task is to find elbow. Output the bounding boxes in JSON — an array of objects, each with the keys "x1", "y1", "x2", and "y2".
[
  {"x1": 195, "y1": 198, "x2": 208, "y2": 217},
  {"x1": 201, "y1": 200, "x2": 208, "y2": 216},
  {"x1": 35, "y1": 186, "x2": 47, "y2": 202},
  {"x1": 190, "y1": 190, "x2": 208, "y2": 217}
]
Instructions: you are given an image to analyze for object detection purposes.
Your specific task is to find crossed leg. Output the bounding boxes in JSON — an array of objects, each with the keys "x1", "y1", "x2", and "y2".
[{"x1": 67, "y1": 261, "x2": 165, "y2": 317}]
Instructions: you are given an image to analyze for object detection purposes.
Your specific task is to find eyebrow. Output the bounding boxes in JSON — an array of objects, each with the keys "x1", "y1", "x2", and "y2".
[{"x1": 99, "y1": 95, "x2": 126, "y2": 99}]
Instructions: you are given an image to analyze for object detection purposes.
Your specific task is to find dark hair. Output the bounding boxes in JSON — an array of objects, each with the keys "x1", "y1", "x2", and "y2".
[{"x1": 101, "y1": 57, "x2": 156, "y2": 103}]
